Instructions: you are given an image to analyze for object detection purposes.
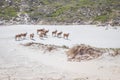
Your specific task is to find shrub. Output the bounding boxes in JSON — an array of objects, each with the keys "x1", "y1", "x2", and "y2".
[
  {"x1": 49, "y1": 5, "x2": 71, "y2": 17},
  {"x1": 40, "y1": 0, "x2": 50, "y2": 5},
  {"x1": 4, "y1": 7, "x2": 17, "y2": 17},
  {"x1": 62, "y1": 45, "x2": 69, "y2": 49},
  {"x1": 0, "y1": 6, "x2": 17, "y2": 20},
  {"x1": 94, "y1": 14, "x2": 109, "y2": 23},
  {"x1": 66, "y1": 44, "x2": 102, "y2": 61}
]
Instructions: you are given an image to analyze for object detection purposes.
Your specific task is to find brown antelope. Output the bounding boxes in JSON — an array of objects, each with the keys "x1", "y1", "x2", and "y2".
[
  {"x1": 43, "y1": 29, "x2": 49, "y2": 37},
  {"x1": 15, "y1": 34, "x2": 21, "y2": 41},
  {"x1": 30, "y1": 33, "x2": 34, "y2": 40},
  {"x1": 45, "y1": 29, "x2": 49, "y2": 34},
  {"x1": 63, "y1": 33, "x2": 69, "y2": 39},
  {"x1": 41, "y1": 31, "x2": 46, "y2": 37},
  {"x1": 39, "y1": 32, "x2": 44, "y2": 39},
  {"x1": 57, "y1": 31, "x2": 62, "y2": 38},
  {"x1": 39, "y1": 29, "x2": 48, "y2": 37},
  {"x1": 37, "y1": 28, "x2": 45, "y2": 34},
  {"x1": 21, "y1": 32, "x2": 27, "y2": 39},
  {"x1": 52, "y1": 30, "x2": 57, "y2": 37}
]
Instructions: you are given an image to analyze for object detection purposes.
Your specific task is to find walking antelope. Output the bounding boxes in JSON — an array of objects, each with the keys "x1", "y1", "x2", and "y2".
[
  {"x1": 37, "y1": 28, "x2": 45, "y2": 34},
  {"x1": 30, "y1": 33, "x2": 34, "y2": 39},
  {"x1": 63, "y1": 33, "x2": 69, "y2": 39},
  {"x1": 39, "y1": 32, "x2": 44, "y2": 39},
  {"x1": 15, "y1": 34, "x2": 22, "y2": 41},
  {"x1": 44, "y1": 29, "x2": 49, "y2": 36},
  {"x1": 21, "y1": 32, "x2": 27, "y2": 39},
  {"x1": 52, "y1": 30, "x2": 57, "y2": 37},
  {"x1": 57, "y1": 31, "x2": 62, "y2": 38},
  {"x1": 45, "y1": 29, "x2": 49, "y2": 33}
]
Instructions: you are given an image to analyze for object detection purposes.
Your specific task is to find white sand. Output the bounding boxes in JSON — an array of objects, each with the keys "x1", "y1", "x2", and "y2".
[{"x1": 0, "y1": 25, "x2": 120, "y2": 80}]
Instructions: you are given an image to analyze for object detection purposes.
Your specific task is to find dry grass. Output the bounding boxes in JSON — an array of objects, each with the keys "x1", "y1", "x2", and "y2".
[
  {"x1": 66, "y1": 44, "x2": 104, "y2": 62},
  {"x1": 21, "y1": 43, "x2": 120, "y2": 62},
  {"x1": 66, "y1": 44, "x2": 120, "y2": 62},
  {"x1": 21, "y1": 42, "x2": 34, "y2": 46},
  {"x1": 43, "y1": 45, "x2": 57, "y2": 53},
  {"x1": 21, "y1": 42, "x2": 68, "y2": 53},
  {"x1": 107, "y1": 48, "x2": 120, "y2": 56}
]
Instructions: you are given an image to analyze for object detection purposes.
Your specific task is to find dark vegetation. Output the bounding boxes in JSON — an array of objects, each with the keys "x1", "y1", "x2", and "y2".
[{"x1": 0, "y1": 0, "x2": 120, "y2": 25}]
